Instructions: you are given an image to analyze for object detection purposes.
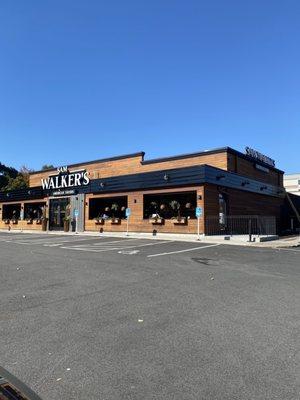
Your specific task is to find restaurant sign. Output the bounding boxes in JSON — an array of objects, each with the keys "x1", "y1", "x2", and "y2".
[
  {"x1": 245, "y1": 147, "x2": 275, "y2": 167},
  {"x1": 41, "y1": 166, "x2": 90, "y2": 190}
]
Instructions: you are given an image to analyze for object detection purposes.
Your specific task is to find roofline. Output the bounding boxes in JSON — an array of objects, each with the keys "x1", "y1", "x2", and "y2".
[
  {"x1": 142, "y1": 146, "x2": 284, "y2": 173},
  {"x1": 29, "y1": 146, "x2": 284, "y2": 176},
  {"x1": 141, "y1": 147, "x2": 228, "y2": 165},
  {"x1": 30, "y1": 152, "x2": 145, "y2": 175},
  {"x1": 226, "y1": 147, "x2": 284, "y2": 173}
]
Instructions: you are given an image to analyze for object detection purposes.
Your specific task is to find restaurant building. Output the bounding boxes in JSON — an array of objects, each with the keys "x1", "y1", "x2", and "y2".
[{"x1": 0, "y1": 147, "x2": 286, "y2": 235}]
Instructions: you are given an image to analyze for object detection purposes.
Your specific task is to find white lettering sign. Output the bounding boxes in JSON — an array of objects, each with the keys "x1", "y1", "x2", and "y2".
[
  {"x1": 57, "y1": 166, "x2": 68, "y2": 173},
  {"x1": 41, "y1": 170, "x2": 90, "y2": 190},
  {"x1": 245, "y1": 147, "x2": 275, "y2": 167}
]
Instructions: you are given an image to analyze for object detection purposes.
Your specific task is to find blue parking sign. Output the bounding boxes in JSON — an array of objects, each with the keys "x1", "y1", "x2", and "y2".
[
  {"x1": 74, "y1": 209, "x2": 79, "y2": 218},
  {"x1": 195, "y1": 207, "x2": 203, "y2": 218},
  {"x1": 125, "y1": 208, "x2": 131, "y2": 217}
]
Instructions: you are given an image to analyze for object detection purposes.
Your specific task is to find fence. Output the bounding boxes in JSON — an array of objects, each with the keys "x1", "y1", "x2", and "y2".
[{"x1": 205, "y1": 215, "x2": 277, "y2": 236}]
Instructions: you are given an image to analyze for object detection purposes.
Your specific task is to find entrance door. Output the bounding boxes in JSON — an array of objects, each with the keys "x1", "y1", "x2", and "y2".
[{"x1": 49, "y1": 198, "x2": 70, "y2": 230}]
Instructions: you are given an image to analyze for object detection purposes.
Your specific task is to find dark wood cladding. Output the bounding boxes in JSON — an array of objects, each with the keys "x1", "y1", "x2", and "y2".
[
  {"x1": 205, "y1": 184, "x2": 284, "y2": 219},
  {"x1": 227, "y1": 153, "x2": 283, "y2": 186}
]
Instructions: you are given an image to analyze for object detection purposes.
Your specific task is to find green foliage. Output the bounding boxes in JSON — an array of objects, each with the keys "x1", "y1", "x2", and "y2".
[
  {"x1": 0, "y1": 162, "x2": 18, "y2": 191},
  {"x1": 41, "y1": 164, "x2": 55, "y2": 171},
  {"x1": 111, "y1": 203, "x2": 119, "y2": 211},
  {"x1": 169, "y1": 200, "x2": 180, "y2": 211},
  {"x1": 2, "y1": 165, "x2": 34, "y2": 191},
  {"x1": 169, "y1": 200, "x2": 181, "y2": 218},
  {"x1": 111, "y1": 203, "x2": 119, "y2": 218}
]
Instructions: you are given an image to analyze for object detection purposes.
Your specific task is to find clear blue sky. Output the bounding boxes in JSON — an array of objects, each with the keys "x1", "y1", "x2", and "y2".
[{"x1": 0, "y1": 0, "x2": 299, "y2": 173}]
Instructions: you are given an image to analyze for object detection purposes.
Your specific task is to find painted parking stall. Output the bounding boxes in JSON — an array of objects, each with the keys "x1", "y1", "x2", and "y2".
[
  {"x1": 0, "y1": 233, "x2": 224, "y2": 261},
  {"x1": 0, "y1": 231, "x2": 222, "y2": 257}
]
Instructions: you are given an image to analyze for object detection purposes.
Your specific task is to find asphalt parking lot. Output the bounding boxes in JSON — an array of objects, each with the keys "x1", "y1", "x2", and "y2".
[{"x1": 0, "y1": 231, "x2": 300, "y2": 400}]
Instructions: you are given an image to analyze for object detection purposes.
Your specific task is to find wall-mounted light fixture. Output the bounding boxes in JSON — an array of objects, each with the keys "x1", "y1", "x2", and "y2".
[
  {"x1": 241, "y1": 181, "x2": 250, "y2": 187},
  {"x1": 198, "y1": 195, "x2": 202, "y2": 200},
  {"x1": 134, "y1": 199, "x2": 137, "y2": 203},
  {"x1": 163, "y1": 173, "x2": 169, "y2": 182},
  {"x1": 100, "y1": 182, "x2": 105, "y2": 188}
]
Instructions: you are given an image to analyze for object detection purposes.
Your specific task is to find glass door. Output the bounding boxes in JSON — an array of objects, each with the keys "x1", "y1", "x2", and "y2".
[{"x1": 49, "y1": 198, "x2": 70, "y2": 230}]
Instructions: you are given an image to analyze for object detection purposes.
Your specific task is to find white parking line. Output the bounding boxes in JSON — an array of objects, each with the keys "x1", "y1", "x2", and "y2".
[
  {"x1": 3, "y1": 237, "x2": 93, "y2": 246},
  {"x1": 61, "y1": 240, "x2": 173, "y2": 252},
  {"x1": 91, "y1": 238, "x2": 142, "y2": 246},
  {"x1": 0, "y1": 235, "x2": 47, "y2": 241},
  {"x1": 147, "y1": 243, "x2": 221, "y2": 257},
  {"x1": 50, "y1": 238, "x2": 140, "y2": 248},
  {"x1": 276, "y1": 247, "x2": 300, "y2": 253},
  {"x1": 43, "y1": 237, "x2": 123, "y2": 247}
]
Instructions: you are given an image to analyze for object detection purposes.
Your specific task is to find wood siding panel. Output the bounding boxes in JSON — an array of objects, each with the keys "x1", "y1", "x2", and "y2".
[
  {"x1": 85, "y1": 186, "x2": 205, "y2": 234},
  {"x1": 204, "y1": 184, "x2": 284, "y2": 219},
  {"x1": 29, "y1": 153, "x2": 228, "y2": 187},
  {"x1": 227, "y1": 153, "x2": 283, "y2": 186},
  {"x1": 29, "y1": 151, "x2": 283, "y2": 190}
]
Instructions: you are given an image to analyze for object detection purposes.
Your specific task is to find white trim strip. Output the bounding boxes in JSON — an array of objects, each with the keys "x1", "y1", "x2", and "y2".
[{"x1": 147, "y1": 243, "x2": 221, "y2": 257}]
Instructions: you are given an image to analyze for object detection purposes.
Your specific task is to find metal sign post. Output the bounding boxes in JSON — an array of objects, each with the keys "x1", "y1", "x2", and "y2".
[
  {"x1": 125, "y1": 208, "x2": 131, "y2": 236},
  {"x1": 195, "y1": 207, "x2": 203, "y2": 241},
  {"x1": 74, "y1": 209, "x2": 79, "y2": 234}
]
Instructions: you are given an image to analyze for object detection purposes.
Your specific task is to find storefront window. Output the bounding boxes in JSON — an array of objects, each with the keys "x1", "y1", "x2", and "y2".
[
  {"x1": 24, "y1": 202, "x2": 46, "y2": 220},
  {"x1": 2, "y1": 204, "x2": 21, "y2": 220},
  {"x1": 143, "y1": 191, "x2": 197, "y2": 220},
  {"x1": 89, "y1": 196, "x2": 128, "y2": 220}
]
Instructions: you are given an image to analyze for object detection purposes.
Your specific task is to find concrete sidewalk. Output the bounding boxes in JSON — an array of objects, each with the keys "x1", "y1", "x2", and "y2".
[{"x1": 1, "y1": 228, "x2": 299, "y2": 248}]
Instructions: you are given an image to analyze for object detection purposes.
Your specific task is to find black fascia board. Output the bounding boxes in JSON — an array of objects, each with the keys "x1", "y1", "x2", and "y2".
[
  {"x1": 89, "y1": 164, "x2": 284, "y2": 198},
  {"x1": 203, "y1": 165, "x2": 285, "y2": 198},
  {"x1": 0, "y1": 164, "x2": 285, "y2": 202},
  {"x1": 90, "y1": 165, "x2": 206, "y2": 194},
  {"x1": 0, "y1": 187, "x2": 44, "y2": 203}
]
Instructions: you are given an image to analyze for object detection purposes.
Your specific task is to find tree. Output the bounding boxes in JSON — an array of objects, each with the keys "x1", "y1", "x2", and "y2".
[
  {"x1": 41, "y1": 164, "x2": 54, "y2": 171},
  {"x1": 4, "y1": 165, "x2": 34, "y2": 191},
  {"x1": 0, "y1": 162, "x2": 18, "y2": 191}
]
